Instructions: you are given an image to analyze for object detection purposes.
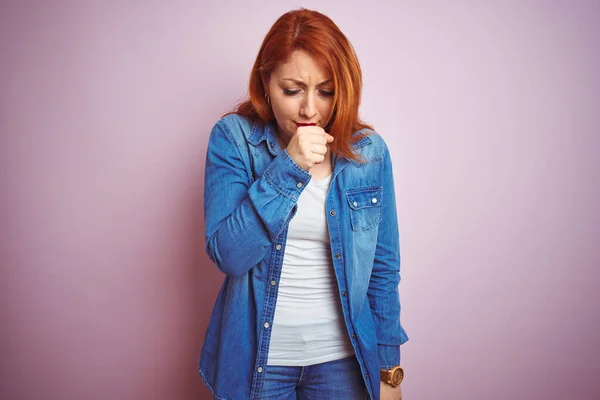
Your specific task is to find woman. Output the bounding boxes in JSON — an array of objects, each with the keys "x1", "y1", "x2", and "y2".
[{"x1": 199, "y1": 8, "x2": 408, "y2": 400}]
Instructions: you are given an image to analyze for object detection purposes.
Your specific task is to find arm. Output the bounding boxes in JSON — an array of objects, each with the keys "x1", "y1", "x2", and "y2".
[
  {"x1": 203, "y1": 119, "x2": 311, "y2": 278},
  {"x1": 367, "y1": 143, "x2": 409, "y2": 368}
]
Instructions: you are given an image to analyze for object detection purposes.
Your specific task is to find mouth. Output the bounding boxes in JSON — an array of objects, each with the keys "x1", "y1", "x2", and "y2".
[{"x1": 295, "y1": 122, "x2": 318, "y2": 127}]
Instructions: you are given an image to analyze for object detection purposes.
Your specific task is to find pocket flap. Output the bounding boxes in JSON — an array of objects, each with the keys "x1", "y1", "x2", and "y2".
[{"x1": 345, "y1": 187, "x2": 383, "y2": 210}]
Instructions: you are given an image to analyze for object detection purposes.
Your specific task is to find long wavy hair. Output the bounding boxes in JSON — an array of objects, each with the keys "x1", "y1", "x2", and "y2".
[{"x1": 229, "y1": 8, "x2": 372, "y2": 162}]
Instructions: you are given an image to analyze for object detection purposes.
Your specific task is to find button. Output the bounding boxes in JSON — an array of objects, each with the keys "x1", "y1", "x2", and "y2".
[
  {"x1": 336, "y1": 253, "x2": 341, "y2": 259},
  {"x1": 343, "y1": 291, "x2": 347, "y2": 296},
  {"x1": 296, "y1": 182, "x2": 303, "y2": 188},
  {"x1": 264, "y1": 322, "x2": 270, "y2": 328},
  {"x1": 353, "y1": 201, "x2": 358, "y2": 207},
  {"x1": 371, "y1": 198, "x2": 378, "y2": 203},
  {"x1": 352, "y1": 334, "x2": 357, "y2": 339},
  {"x1": 330, "y1": 210, "x2": 336, "y2": 216},
  {"x1": 276, "y1": 244, "x2": 282, "y2": 250},
  {"x1": 257, "y1": 367, "x2": 263, "y2": 373},
  {"x1": 271, "y1": 280, "x2": 276, "y2": 286}
]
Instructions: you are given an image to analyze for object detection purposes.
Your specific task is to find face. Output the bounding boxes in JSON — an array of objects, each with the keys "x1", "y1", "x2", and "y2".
[{"x1": 266, "y1": 50, "x2": 335, "y2": 144}]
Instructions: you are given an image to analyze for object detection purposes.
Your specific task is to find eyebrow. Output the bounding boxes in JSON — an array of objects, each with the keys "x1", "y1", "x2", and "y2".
[{"x1": 282, "y1": 78, "x2": 333, "y2": 87}]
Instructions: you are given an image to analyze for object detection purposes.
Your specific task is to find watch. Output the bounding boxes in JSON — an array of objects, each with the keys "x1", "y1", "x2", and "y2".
[{"x1": 380, "y1": 366, "x2": 404, "y2": 387}]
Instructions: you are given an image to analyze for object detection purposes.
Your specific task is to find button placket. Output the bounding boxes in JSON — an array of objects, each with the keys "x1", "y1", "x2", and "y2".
[{"x1": 252, "y1": 229, "x2": 288, "y2": 398}]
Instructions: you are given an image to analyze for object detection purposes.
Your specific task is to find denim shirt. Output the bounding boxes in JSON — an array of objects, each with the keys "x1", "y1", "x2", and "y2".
[{"x1": 199, "y1": 114, "x2": 408, "y2": 400}]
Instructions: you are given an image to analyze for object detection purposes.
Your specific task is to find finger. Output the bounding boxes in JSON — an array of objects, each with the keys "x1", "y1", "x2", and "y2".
[
  {"x1": 311, "y1": 144, "x2": 328, "y2": 155},
  {"x1": 296, "y1": 125, "x2": 324, "y2": 135},
  {"x1": 309, "y1": 134, "x2": 328, "y2": 145},
  {"x1": 324, "y1": 133, "x2": 334, "y2": 143},
  {"x1": 312, "y1": 153, "x2": 325, "y2": 164}
]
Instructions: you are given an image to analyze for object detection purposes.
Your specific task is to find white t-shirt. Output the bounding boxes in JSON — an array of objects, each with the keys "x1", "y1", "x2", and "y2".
[{"x1": 267, "y1": 173, "x2": 355, "y2": 366}]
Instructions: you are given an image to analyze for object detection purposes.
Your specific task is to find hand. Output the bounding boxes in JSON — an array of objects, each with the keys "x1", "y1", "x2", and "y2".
[
  {"x1": 285, "y1": 125, "x2": 334, "y2": 171},
  {"x1": 380, "y1": 382, "x2": 402, "y2": 400}
]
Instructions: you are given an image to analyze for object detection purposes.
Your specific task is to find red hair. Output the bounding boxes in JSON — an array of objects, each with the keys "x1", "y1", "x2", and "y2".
[{"x1": 230, "y1": 8, "x2": 372, "y2": 162}]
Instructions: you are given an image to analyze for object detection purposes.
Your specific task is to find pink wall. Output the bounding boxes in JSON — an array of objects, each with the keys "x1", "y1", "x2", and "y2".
[{"x1": 1, "y1": 1, "x2": 598, "y2": 399}]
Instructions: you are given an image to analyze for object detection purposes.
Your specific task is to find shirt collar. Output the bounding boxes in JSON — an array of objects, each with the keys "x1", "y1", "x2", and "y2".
[{"x1": 247, "y1": 119, "x2": 280, "y2": 156}]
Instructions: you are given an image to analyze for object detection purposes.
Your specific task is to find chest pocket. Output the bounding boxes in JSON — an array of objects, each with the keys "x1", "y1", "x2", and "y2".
[{"x1": 345, "y1": 186, "x2": 382, "y2": 231}]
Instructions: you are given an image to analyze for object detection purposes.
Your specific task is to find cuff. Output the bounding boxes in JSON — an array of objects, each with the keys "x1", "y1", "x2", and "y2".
[
  {"x1": 378, "y1": 344, "x2": 401, "y2": 369},
  {"x1": 263, "y1": 149, "x2": 311, "y2": 201}
]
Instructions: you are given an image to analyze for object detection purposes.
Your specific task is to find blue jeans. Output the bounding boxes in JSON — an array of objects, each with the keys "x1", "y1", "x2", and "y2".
[{"x1": 260, "y1": 356, "x2": 369, "y2": 399}]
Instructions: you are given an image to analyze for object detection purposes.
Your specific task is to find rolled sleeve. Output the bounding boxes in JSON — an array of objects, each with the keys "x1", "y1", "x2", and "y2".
[{"x1": 378, "y1": 344, "x2": 401, "y2": 369}]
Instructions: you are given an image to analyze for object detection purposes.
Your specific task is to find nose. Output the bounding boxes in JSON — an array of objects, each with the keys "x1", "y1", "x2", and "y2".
[{"x1": 300, "y1": 92, "x2": 317, "y2": 119}]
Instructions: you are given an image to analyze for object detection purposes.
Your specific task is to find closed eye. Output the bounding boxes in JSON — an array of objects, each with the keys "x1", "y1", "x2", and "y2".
[
  {"x1": 283, "y1": 88, "x2": 334, "y2": 97},
  {"x1": 283, "y1": 88, "x2": 301, "y2": 96}
]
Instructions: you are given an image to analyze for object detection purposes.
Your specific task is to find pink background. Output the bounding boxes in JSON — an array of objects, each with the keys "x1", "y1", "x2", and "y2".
[{"x1": 1, "y1": 1, "x2": 598, "y2": 399}]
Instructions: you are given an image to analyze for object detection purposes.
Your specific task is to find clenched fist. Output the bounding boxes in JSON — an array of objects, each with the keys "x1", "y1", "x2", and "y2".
[{"x1": 285, "y1": 125, "x2": 334, "y2": 171}]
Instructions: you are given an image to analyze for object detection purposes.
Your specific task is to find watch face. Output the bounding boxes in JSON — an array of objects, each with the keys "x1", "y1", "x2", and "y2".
[{"x1": 392, "y1": 368, "x2": 403, "y2": 385}]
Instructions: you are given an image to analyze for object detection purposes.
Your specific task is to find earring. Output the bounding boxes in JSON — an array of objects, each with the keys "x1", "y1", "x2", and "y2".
[{"x1": 265, "y1": 92, "x2": 271, "y2": 107}]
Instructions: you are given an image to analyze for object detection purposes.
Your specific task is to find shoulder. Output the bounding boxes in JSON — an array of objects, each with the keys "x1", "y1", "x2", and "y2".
[
  {"x1": 351, "y1": 128, "x2": 390, "y2": 163},
  {"x1": 210, "y1": 114, "x2": 255, "y2": 147},
  {"x1": 218, "y1": 113, "x2": 254, "y2": 132}
]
